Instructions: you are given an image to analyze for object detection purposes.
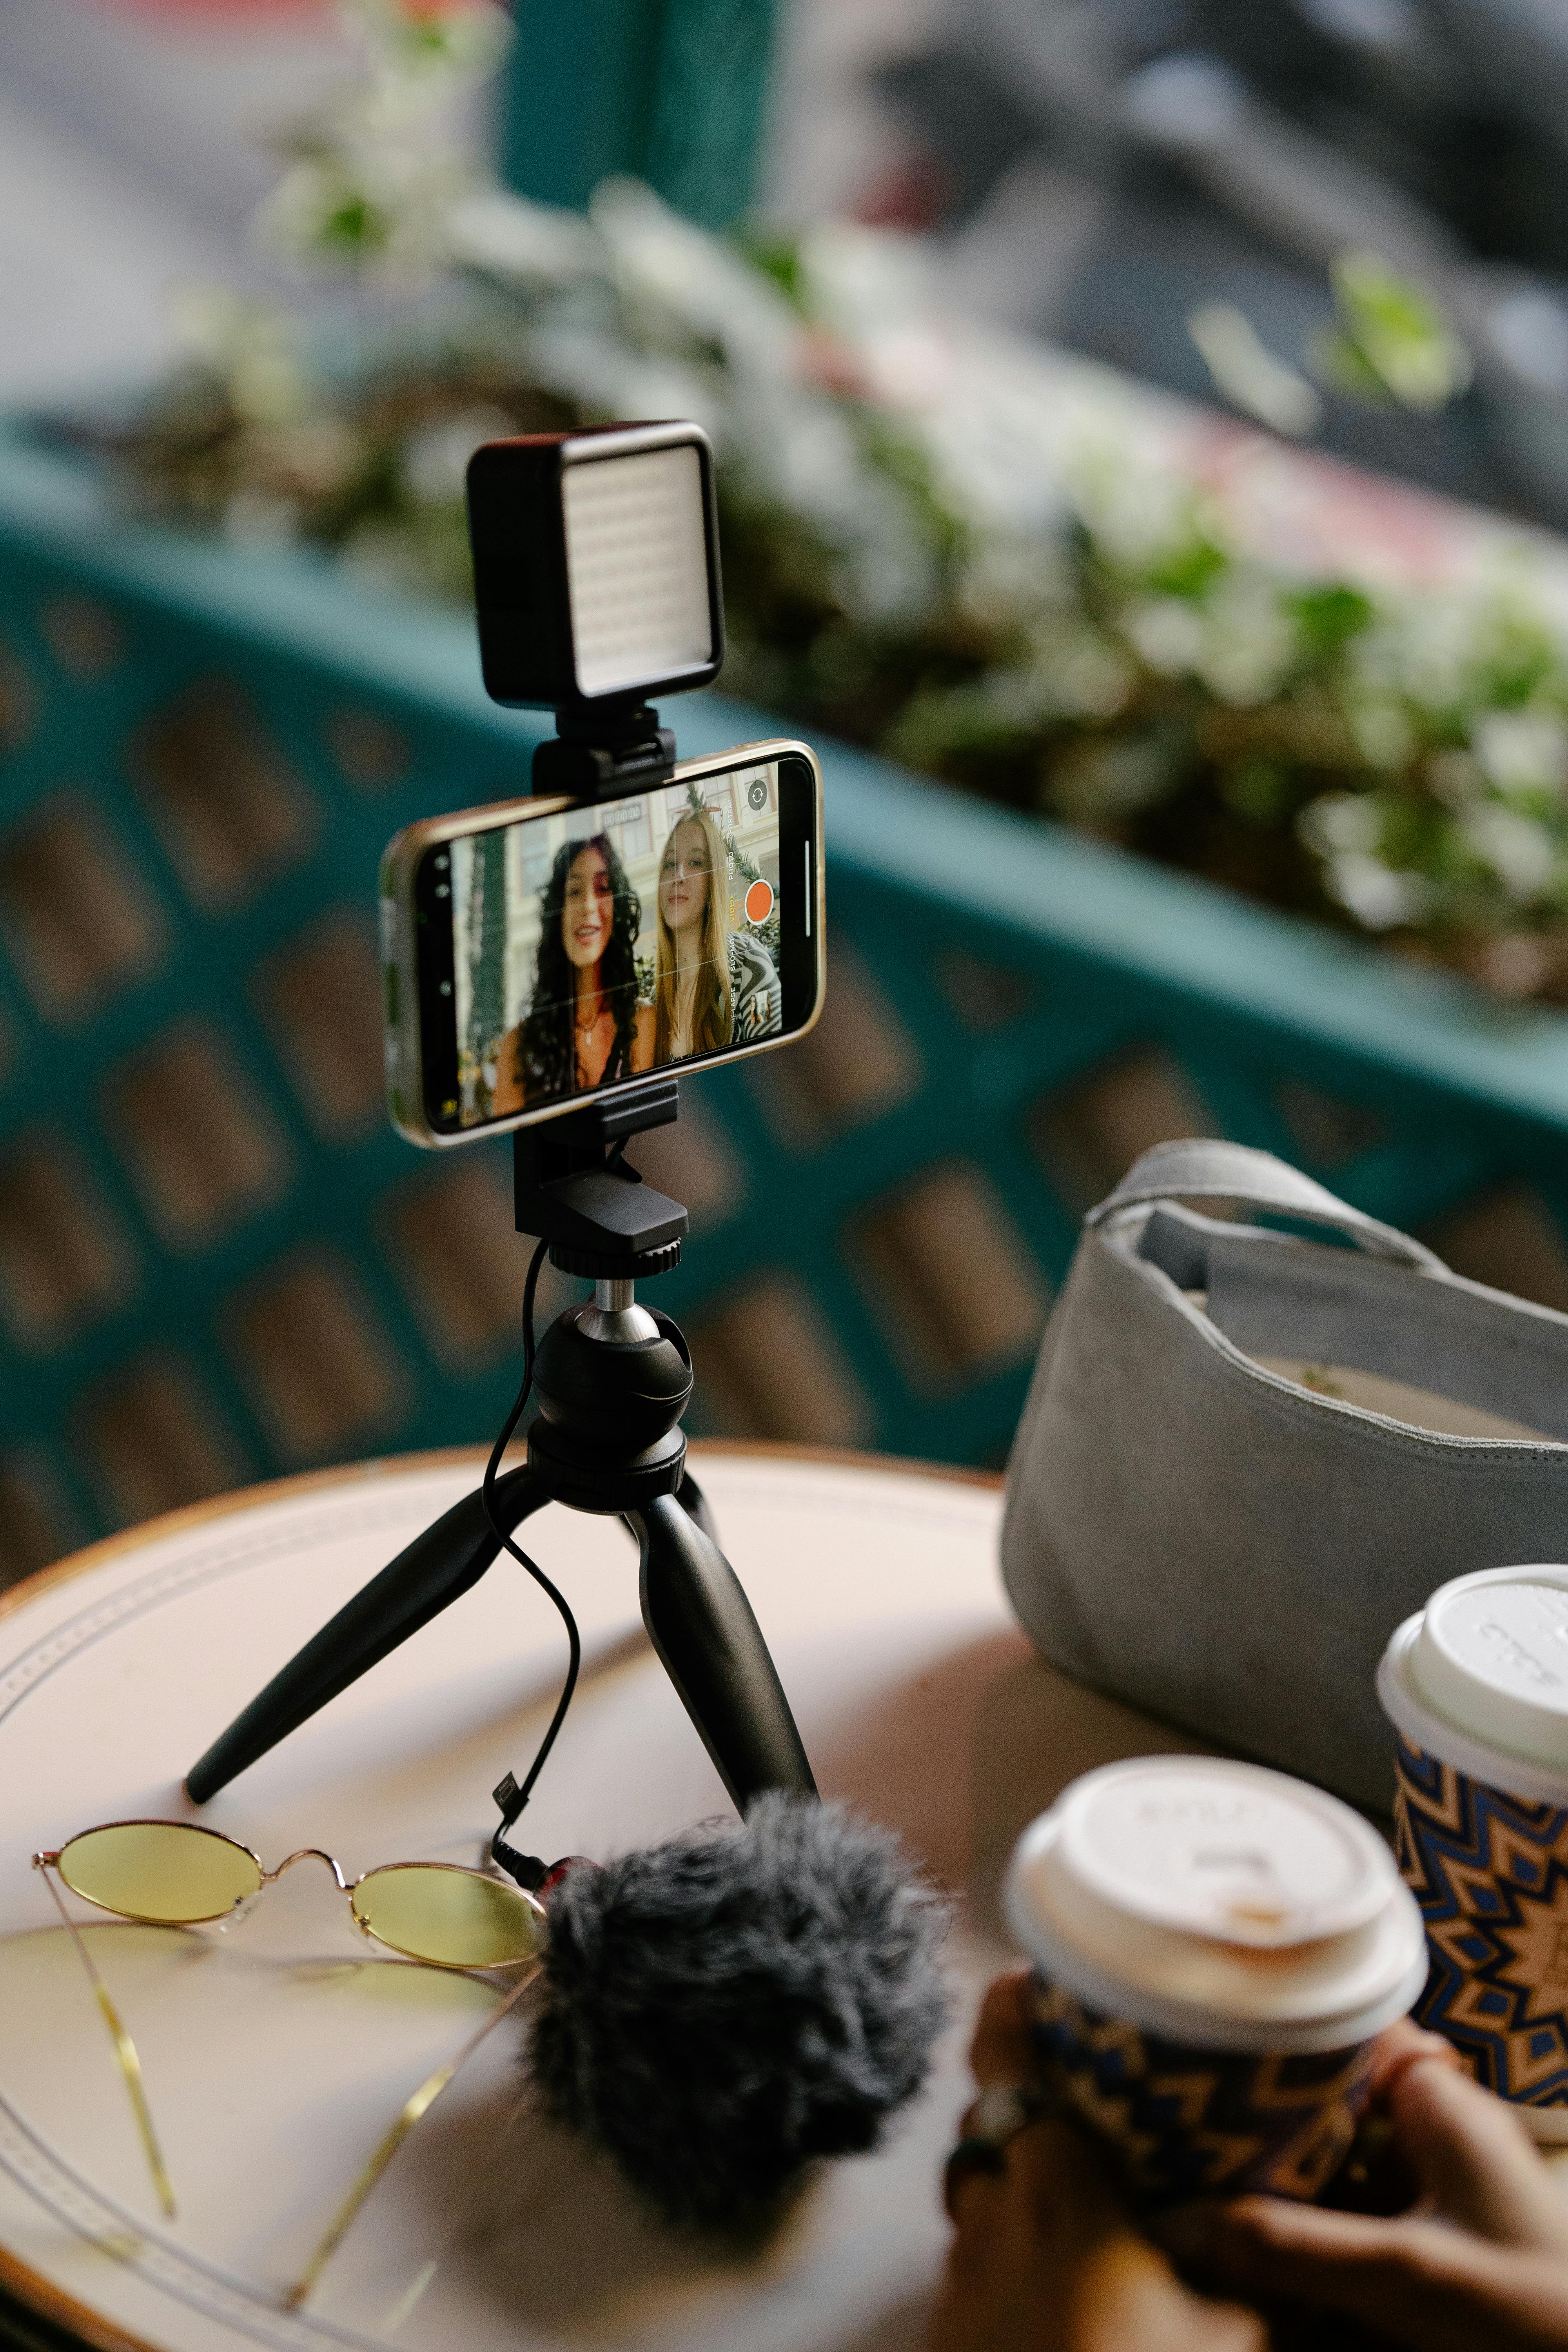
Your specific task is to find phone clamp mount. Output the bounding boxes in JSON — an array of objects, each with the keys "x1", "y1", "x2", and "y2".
[
  {"x1": 183, "y1": 1077, "x2": 818, "y2": 1879},
  {"x1": 529, "y1": 693, "x2": 675, "y2": 799}
]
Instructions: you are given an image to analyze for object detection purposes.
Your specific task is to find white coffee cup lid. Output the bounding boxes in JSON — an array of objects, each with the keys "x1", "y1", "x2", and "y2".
[
  {"x1": 1005, "y1": 1757, "x2": 1426, "y2": 2053},
  {"x1": 1056, "y1": 1757, "x2": 1394, "y2": 1946},
  {"x1": 1378, "y1": 1566, "x2": 1568, "y2": 1797}
]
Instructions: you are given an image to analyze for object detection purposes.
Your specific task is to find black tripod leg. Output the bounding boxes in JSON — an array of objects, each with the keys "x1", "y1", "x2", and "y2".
[
  {"x1": 187, "y1": 1466, "x2": 550, "y2": 1802},
  {"x1": 629, "y1": 1493, "x2": 816, "y2": 1808},
  {"x1": 675, "y1": 1467, "x2": 720, "y2": 1546}
]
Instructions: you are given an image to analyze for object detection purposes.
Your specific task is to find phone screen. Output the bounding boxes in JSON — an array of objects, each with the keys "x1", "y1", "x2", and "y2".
[{"x1": 413, "y1": 750, "x2": 817, "y2": 1133}]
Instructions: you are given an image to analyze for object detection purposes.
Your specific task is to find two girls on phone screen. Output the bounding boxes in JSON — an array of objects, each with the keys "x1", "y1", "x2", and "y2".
[{"x1": 491, "y1": 805, "x2": 780, "y2": 1113}]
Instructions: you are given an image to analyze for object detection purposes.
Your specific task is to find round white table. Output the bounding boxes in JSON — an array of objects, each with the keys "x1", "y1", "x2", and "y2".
[{"x1": 0, "y1": 1444, "x2": 1211, "y2": 2352}]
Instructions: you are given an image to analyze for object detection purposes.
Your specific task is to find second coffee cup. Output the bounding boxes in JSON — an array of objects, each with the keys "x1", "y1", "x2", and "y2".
[
  {"x1": 1005, "y1": 1755, "x2": 1427, "y2": 2202},
  {"x1": 1379, "y1": 1563, "x2": 1568, "y2": 2140}
]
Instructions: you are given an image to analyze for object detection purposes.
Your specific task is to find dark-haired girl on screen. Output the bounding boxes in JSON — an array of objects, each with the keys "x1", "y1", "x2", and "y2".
[{"x1": 491, "y1": 834, "x2": 653, "y2": 1113}]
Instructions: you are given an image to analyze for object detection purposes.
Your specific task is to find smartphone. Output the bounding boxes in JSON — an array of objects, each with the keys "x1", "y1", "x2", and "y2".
[{"x1": 381, "y1": 740, "x2": 825, "y2": 1145}]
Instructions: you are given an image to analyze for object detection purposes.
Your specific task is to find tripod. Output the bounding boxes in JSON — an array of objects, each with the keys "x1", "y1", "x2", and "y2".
[{"x1": 185, "y1": 1077, "x2": 818, "y2": 1873}]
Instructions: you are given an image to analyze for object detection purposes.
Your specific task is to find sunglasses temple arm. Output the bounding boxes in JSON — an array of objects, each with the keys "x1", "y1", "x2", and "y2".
[
  {"x1": 285, "y1": 1962, "x2": 541, "y2": 2312},
  {"x1": 35, "y1": 1864, "x2": 176, "y2": 2221},
  {"x1": 187, "y1": 1465, "x2": 548, "y2": 1804}
]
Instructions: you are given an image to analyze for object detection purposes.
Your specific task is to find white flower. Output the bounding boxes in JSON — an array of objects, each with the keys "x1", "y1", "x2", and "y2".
[
  {"x1": 1125, "y1": 597, "x2": 1204, "y2": 675},
  {"x1": 1365, "y1": 590, "x2": 1481, "y2": 711},
  {"x1": 1299, "y1": 793, "x2": 1382, "y2": 857},
  {"x1": 339, "y1": 0, "x2": 511, "y2": 87},
  {"x1": 444, "y1": 188, "x2": 605, "y2": 289},
  {"x1": 590, "y1": 178, "x2": 798, "y2": 376},
  {"x1": 1325, "y1": 852, "x2": 1432, "y2": 929},
  {"x1": 1071, "y1": 450, "x2": 1215, "y2": 572},
  {"x1": 1062, "y1": 731, "x2": 1179, "y2": 813},
  {"x1": 1196, "y1": 584, "x2": 1295, "y2": 706},
  {"x1": 1460, "y1": 804, "x2": 1559, "y2": 901},
  {"x1": 957, "y1": 535, "x2": 1074, "y2": 628},
  {"x1": 1045, "y1": 636, "x2": 1134, "y2": 719},
  {"x1": 794, "y1": 221, "x2": 935, "y2": 345},
  {"x1": 1472, "y1": 710, "x2": 1568, "y2": 796}
]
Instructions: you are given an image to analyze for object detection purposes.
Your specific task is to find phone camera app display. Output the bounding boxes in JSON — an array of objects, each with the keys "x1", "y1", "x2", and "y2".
[{"x1": 448, "y1": 764, "x2": 784, "y2": 1127}]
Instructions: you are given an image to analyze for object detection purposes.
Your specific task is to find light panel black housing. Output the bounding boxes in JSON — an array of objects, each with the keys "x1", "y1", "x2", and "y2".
[{"x1": 466, "y1": 421, "x2": 725, "y2": 724}]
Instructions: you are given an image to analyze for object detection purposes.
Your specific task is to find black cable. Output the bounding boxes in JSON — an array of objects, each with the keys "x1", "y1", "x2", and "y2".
[{"x1": 483, "y1": 1235, "x2": 582, "y2": 1849}]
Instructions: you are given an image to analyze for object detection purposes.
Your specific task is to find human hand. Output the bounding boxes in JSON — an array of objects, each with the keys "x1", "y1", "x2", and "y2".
[
  {"x1": 930, "y1": 1968, "x2": 1265, "y2": 2352},
  {"x1": 1163, "y1": 2019, "x2": 1568, "y2": 2351}
]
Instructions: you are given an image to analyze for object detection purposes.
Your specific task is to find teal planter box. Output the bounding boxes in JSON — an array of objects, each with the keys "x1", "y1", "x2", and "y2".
[{"x1": 4, "y1": 423, "x2": 1568, "y2": 1574}]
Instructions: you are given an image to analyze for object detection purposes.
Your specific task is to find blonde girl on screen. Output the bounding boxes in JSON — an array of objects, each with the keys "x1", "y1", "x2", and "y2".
[
  {"x1": 653, "y1": 804, "x2": 782, "y2": 1065},
  {"x1": 654, "y1": 805, "x2": 733, "y2": 1063}
]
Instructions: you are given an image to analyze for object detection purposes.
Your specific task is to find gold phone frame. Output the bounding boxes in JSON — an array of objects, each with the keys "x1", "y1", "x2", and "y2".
[{"x1": 380, "y1": 737, "x2": 826, "y2": 1147}]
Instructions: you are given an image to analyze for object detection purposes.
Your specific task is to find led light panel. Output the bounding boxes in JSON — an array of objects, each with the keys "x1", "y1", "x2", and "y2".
[{"x1": 563, "y1": 445, "x2": 715, "y2": 699}]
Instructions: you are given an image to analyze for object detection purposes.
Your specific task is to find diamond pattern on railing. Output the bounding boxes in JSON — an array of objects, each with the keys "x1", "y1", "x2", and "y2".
[
  {"x1": 1420, "y1": 1186, "x2": 1568, "y2": 1315},
  {"x1": 0, "y1": 796, "x2": 165, "y2": 1018},
  {"x1": 1275, "y1": 1080, "x2": 1387, "y2": 1171},
  {"x1": 254, "y1": 913, "x2": 385, "y2": 1140},
  {"x1": 105, "y1": 1022, "x2": 291, "y2": 1249},
  {"x1": 622, "y1": 1090, "x2": 744, "y2": 1229},
  {"x1": 750, "y1": 940, "x2": 920, "y2": 1143},
  {"x1": 936, "y1": 951, "x2": 1034, "y2": 1033},
  {"x1": 80, "y1": 1351, "x2": 247, "y2": 1527},
  {"x1": 9, "y1": 535, "x2": 1568, "y2": 1561},
  {"x1": 39, "y1": 596, "x2": 123, "y2": 679},
  {"x1": 227, "y1": 1251, "x2": 405, "y2": 1463},
  {"x1": 0, "y1": 1134, "x2": 134, "y2": 1351},
  {"x1": 383, "y1": 1154, "x2": 572, "y2": 1370},
  {"x1": 0, "y1": 1458, "x2": 70, "y2": 1590},
  {"x1": 851, "y1": 1161, "x2": 1050, "y2": 1385},
  {"x1": 327, "y1": 706, "x2": 411, "y2": 791},
  {"x1": 135, "y1": 680, "x2": 317, "y2": 907},
  {"x1": 0, "y1": 638, "x2": 34, "y2": 751},
  {"x1": 686, "y1": 1274, "x2": 872, "y2": 1445},
  {"x1": 1031, "y1": 1047, "x2": 1218, "y2": 1214}
]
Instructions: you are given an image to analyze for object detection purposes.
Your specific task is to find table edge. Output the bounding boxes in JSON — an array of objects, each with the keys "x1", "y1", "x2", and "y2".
[{"x1": 0, "y1": 2243, "x2": 163, "y2": 2352}]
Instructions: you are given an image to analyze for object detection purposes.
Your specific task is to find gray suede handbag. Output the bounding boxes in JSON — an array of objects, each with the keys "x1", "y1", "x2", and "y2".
[{"x1": 1002, "y1": 1139, "x2": 1568, "y2": 1811}]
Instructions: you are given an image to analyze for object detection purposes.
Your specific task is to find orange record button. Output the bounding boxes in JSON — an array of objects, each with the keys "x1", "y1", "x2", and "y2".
[{"x1": 745, "y1": 878, "x2": 774, "y2": 925}]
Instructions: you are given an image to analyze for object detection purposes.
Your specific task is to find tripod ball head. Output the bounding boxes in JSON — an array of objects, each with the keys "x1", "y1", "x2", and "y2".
[
  {"x1": 534, "y1": 1304, "x2": 693, "y2": 1447},
  {"x1": 526, "y1": 1301, "x2": 695, "y2": 1512}
]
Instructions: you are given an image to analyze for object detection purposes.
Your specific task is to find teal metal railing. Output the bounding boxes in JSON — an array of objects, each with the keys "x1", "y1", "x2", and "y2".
[{"x1": 4, "y1": 421, "x2": 1568, "y2": 1575}]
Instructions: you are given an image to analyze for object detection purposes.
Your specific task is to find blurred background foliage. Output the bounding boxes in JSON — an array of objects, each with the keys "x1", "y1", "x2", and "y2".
[{"x1": 58, "y1": 0, "x2": 1568, "y2": 1010}]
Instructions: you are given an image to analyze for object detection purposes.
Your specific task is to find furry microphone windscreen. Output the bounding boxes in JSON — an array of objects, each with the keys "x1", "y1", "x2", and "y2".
[{"x1": 528, "y1": 1793, "x2": 948, "y2": 2231}]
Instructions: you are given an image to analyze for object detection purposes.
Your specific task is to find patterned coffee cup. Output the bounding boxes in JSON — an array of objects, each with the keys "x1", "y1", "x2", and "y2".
[
  {"x1": 1006, "y1": 1758, "x2": 1427, "y2": 2203},
  {"x1": 1379, "y1": 1568, "x2": 1568, "y2": 2142},
  {"x1": 1029, "y1": 1975, "x2": 1378, "y2": 2203}
]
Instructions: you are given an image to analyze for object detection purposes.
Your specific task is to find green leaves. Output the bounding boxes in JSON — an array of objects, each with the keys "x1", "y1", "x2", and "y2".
[
  {"x1": 1313, "y1": 253, "x2": 1473, "y2": 414},
  {"x1": 1288, "y1": 585, "x2": 1374, "y2": 658}
]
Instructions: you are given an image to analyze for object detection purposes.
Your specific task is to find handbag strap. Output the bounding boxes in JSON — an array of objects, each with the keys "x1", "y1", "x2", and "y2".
[{"x1": 1084, "y1": 1139, "x2": 1447, "y2": 1274}]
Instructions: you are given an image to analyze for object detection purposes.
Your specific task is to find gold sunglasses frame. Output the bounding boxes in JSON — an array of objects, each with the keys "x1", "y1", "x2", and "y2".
[
  {"x1": 31, "y1": 1818, "x2": 548, "y2": 2308},
  {"x1": 35, "y1": 1817, "x2": 547, "y2": 1966}
]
